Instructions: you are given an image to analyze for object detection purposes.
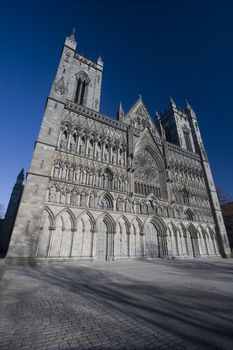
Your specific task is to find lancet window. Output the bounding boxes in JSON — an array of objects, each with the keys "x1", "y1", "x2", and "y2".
[
  {"x1": 74, "y1": 72, "x2": 90, "y2": 106},
  {"x1": 183, "y1": 130, "x2": 193, "y2": 152}
]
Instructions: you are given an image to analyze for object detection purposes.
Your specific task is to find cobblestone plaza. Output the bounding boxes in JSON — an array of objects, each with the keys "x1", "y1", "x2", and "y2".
[{"x1": 0, "y1": 259, "x2": 233, "y2": 350}]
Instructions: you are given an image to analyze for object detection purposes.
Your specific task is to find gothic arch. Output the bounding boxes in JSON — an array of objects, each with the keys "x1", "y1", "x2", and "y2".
[
  {"x1": 75, "y1": 71, "x2": 90, "y2": 83},
  {"x1": 130, "y1": 217, "x2": 143, "y2": 234},
  {"x1": 49, "y1": 209, "x2": 74, "y2": 257},
  {"x1": 188, "y1": 224, "x2": 200, "y2": 257},
  {"x1": 96, "y1": 212, "x2": 116, "y2": 261},
  {"x1": 206, "y1": 225, "x2": 219, "y2": 255},
  {"x1": 36, "y1": 207, "x2": 55, "y2": 258},
  {"x1": 55, "y1": 208, "x2": 76, "y2": 230},
  {"x1": 115, "y1": 216, "x2": 130, "y2": 257},
  {"x1": 72, "y1": 211, "x2": 95, "y2": 258},
  {"x1": 177, "y1": 222, "x2": 189, "y2": 256},
  {"x1": 130, "y1": 217, "x2": 144, "y2": 257},
  {"x1": 133, "y1": 142, "x2": 167, "y2": 200},
  {"x1": 74, "y1": 71, "x2": 90, "y2": 106},
  {"x1": 184, "y1": 208, "x2": 194, "y2": 221},
  {"x1": 76, "y1": 210, "x2": 96, "y2": 230},
  {"x1": 134, "y1": 137, "x2": 165, "y2": 173},
  {"x1": 96, "y1": 212, "x2": 116, "y2": 234},
  {"x1": 177, "y1": 221, "x2": 186, "y2": 235},
  {"x1": 167, "y1": 221, "x2": 179, "y2": 257},
  {"x1": 145, "y1": 215, "x2": 167, "y2": 236},
  {"x1": 99, "y1": 192, "x2": 114, "y2": 210},
  {"x1": 188, "y1": 223, "x2": 198, "y2": 238},
  {"x1": 116, "y1": 215, "x2": 131, "y2": 233},
  {"x1": 41, "y1": 206, "x2": 55, "y2": 227}
]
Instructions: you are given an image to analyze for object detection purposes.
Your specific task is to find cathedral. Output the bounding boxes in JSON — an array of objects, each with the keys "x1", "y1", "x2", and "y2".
[{"x1": 6, "y1": 31, "x2": 231, "y2": 263}]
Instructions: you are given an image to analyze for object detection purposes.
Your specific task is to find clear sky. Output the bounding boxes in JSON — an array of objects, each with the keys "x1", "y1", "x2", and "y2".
[{"x1": 1, "y1": 0, "x2": 233, "y2": 212}]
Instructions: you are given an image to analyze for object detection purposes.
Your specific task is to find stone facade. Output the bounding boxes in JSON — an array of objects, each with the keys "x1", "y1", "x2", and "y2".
[{"x1": 6, "y1": 32, "x2": 231, "y2": 262}]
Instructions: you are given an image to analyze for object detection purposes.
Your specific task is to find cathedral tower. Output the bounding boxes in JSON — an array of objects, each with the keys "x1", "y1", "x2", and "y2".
[{"x1": 6, "y1": 31, "x2": 230, "y2": 263}]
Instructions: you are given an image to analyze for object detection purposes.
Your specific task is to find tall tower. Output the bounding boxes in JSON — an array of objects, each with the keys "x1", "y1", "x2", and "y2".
[
  {"x1": 7, "y1": 31, "x2": 104, "y2": 262},
  {"x1": 186, "y1": 102, "x2": 231, "y2": 257},
  {"x1": 6, "y1": 31, "x2": 230, "y2": 263}
]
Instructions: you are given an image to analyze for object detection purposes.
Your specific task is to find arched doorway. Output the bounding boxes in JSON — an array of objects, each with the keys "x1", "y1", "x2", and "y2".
[
  {"x1": 72, "y1": 212, "x2": 93, "y2": 258},
  {"x1": 115, "y1": 217, "x2": 129, "y2": 258},
  {"x1": 49, "y1": 210, "x2": 74, "y2": 257},
  {"x1": 96, "y1": 221, "x2": 108, "y2": 260},
  {"x1": 145, "y1": 222, "x2": 159, "y2": 258},
  {"x1": 96, "y1": 214, "x2": 115, "y2": 261},
  {"x1": 131, "y1": 219, "x2": 143, "y2": 257},
  {"x1": 188, "y1": 225, "x2": 200, "y2": 257},
  {"x1": 37, "y1": 209, "x2": 54, "y2": 257}
]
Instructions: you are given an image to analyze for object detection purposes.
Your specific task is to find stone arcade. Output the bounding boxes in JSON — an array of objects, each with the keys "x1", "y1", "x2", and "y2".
[{"x1": 7, "y1": 31, "x2": 231, "y2": 262}]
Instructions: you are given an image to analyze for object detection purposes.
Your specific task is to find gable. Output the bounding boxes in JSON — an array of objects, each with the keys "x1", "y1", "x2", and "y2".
[{"x1": 123, "y1": 97, "x2": 160, "y2": 137}]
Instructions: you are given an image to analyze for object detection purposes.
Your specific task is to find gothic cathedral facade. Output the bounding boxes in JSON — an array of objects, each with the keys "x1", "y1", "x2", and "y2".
[{"x1": 7, "y1": 32, "x2": 231, "y2": 262}]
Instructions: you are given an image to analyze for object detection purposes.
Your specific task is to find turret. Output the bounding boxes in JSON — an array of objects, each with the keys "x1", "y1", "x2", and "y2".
[
  {"x1": 185, "y1": 101, "x2": 231, "y2": 257},
  {"x1": 117, "y1": 101, "x2": 125, "y2": 121}
]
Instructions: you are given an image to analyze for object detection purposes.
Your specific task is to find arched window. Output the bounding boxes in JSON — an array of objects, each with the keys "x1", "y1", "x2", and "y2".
[
  {"x1": 96, "y1": 141, "x2": 102, "y2": 160},
  {"x1": 79, "y1": 135, "x2": 86, "y2": 155},
  {"x1": 69, "y1": 133, "x2": 76, "y2": 153},
  {"x1": 103, "y1": 168, "x2": 113, "y2": 189},
  {"x1": 183, "y1": 129, "x2": 193, "y2": 152},
  {"x1": 182, "y1": 189, "x2": 189, "y2": 205},
  {"x1": 184, "y1": 209, "x2": 194, "y2": 221},
  {"x1": 88, "y1": 137, "x2": 94, "y2": 157},
  {"x1": 60, "y1": 130, "x2": 68, "y2": 150},
  {"x1": 112, "y1": 145, "x2": 117, "y2": 164},
  {"x1": 104, "y1": 144, "x2": 109, "y2": 162},
  {"x1": 53, "y1": 162, "x2": 60, "y2": 178},
  {"x1": 99, "y1": 194, "x2": 113, "y2": 210},
  {"x1": 74, "y1": 72, "x2": 90, "y2": 106}
]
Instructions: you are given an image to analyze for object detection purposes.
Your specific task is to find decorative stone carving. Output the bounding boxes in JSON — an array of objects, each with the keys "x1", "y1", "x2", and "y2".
[
  {"x1": 134, "y1": 150, "x2": 159, "y2": 183},
  {"x1": 54, "y1": 77, "x2": 66, "y2": 94}
]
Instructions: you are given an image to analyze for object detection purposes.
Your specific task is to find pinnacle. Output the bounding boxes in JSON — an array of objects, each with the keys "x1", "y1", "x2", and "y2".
[{"x1": 69, "y1": 27, "x2": 76, "y2": 42}]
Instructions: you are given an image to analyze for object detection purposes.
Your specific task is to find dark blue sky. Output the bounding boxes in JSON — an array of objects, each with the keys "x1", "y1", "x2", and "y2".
[{"x1": 1, "y1": 0, "x2": 233, "y2": 210}]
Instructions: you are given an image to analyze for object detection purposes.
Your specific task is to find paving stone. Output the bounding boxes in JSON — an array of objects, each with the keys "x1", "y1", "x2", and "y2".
[{"x1": 0, "y1": 259, "x2": 233, "y2": 349}]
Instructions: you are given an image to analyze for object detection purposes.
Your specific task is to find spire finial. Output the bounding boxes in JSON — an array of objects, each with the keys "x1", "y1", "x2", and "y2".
[
  {"x1": 155, "y1": 110, "x2": 160, "y2": 119},
  {"x1": 97, "y1": 55, "x2": 103, "y2": 64},
  {"x1": 138, "y1": 94, "x2": 142, "y2": 101},
  {"x1": 169, "y1": 96, "x2": 176, "y2": 107},
  {"x1": 185, "y1": 98, "x2": 192, "y2": 110},
  {"x1": 117, "y1": 100, "x2": 124, "y2": 120},
  {"x1": 69, "y1": 27, "x2": 76, "y2": 41}
]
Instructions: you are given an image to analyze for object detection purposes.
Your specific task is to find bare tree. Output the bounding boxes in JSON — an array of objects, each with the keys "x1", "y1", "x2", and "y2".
[{"x1": 216, "y1": 187, "x2": 233, "y2": 205}]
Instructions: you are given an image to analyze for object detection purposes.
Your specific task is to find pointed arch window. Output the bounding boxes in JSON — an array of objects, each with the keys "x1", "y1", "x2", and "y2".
[
  {"x1": 99, "y1": 194, "x2": 113, "y2": 211},
  {"x1": 74, "y1": 72, "x2": 90, "y2": 106},
  {"x1": 183, "y1": 128, "x2": 193, "y2": 152}
]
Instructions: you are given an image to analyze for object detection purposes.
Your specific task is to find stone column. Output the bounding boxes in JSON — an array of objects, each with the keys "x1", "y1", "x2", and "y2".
[
  {"x1": 77, "y1": 193, "x2": 81, "y2": 206},
  {"x1": 109, "y1": 144, "x2": 112, "y2": 164},
  {"x1": 90, "y1": 228, "x2": 97, "y2": 258},
  {"x1": 76, "y1": 134, "x2": 81, "y2": 154},
  {"x1": 69, "y1": 228, "x2": 76, "y2": 257},
  {"x1": 93, "y1": 138, "x2": 97, "y2": 159},
  {"x1": 186, "y1": 234, "x2": 194, "y2": 257},
  {"x1": 113, "y1": 198, "x2": 116, "y2": 211},
  {"x1": 85, "y1": 135, "x2": 90, "y2": 157},
  {"x1": 67, "y1": 133, "x2": 72, "y2": 151}
]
